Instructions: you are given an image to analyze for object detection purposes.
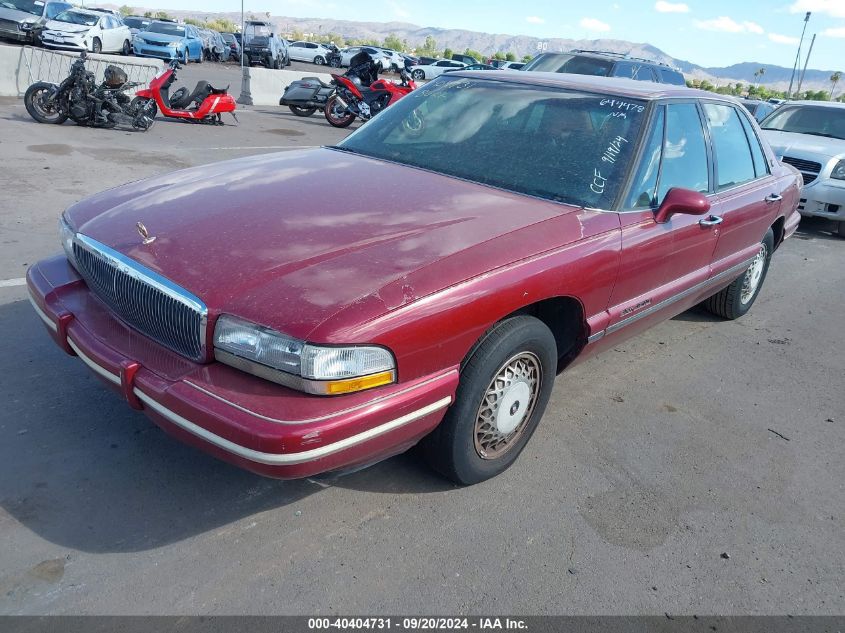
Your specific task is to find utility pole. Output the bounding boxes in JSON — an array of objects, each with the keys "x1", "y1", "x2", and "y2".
[
  {"x1": 796, "y1": 33, "x2": 816, "y2": 98},
  {"x1": 787, "y1": 11, "x2": 811, "y2": 98}
]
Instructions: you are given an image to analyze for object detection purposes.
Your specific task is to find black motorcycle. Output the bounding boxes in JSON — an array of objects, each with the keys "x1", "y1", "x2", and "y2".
[
  {"x1": 279, "y1": 75, "x2": 336, "y2": 117},
  {"x1": 24, "y1": 51, "x2": 156, "y2": 131},
  {"x1": 326, "y1": 43, "x2": 342, "y2": 68}
]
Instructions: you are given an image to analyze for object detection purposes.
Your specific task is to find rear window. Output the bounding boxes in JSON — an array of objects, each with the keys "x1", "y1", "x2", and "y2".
[
  {"x1": 521, "y1": 53, "x2": 614, "y2": 77},
  {"x1": 656, "y1": 67, "x2": 686, "y2": 86},
  {"x1": 338, "y1": 78, "x2": 648, "y2": 209}
]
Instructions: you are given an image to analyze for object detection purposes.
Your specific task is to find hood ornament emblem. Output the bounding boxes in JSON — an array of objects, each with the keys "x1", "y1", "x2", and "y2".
[{"x1": 136, "y1": 221, "x2": 156, "y2": 245}]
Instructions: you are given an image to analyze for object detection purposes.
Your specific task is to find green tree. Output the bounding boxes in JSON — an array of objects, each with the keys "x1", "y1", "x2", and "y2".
[
  {"x1": 154, "y1": 11, "x2": 169, "y2": 20},
  {"x1": 753, "y1": 67, "x2": 765, "y2": 87},
  {"x1": 521, "y1": 54, "x2": 533, "y2": 62},
  {"x1": 184, "y1": 18, "x2": 203, "y2": 26},
  {"x1": 383, "y1": 33, "x2": 404, "y2": 51},
  {"x1": 143, "y1": 10, "x2": 152, "y2": 17},
  {"x1": 464, "y1": 48, "x2": 483, "y2": 62},
  {"x1": 417, "y1": 35, "x2": 438, "y2": 56},
  {"x1": 492, "y1": 51, "x2": 506, "y2": 60},
  {"x1": 505, "y1": 52, "x2": 516, "y2": 61},
  {"x1": 442, "y1": 47, "x2": 453, "y2": 59},
  {"x1": 830, "y1": 71, "x2": 842, "y2": 100},
  {"x1": 118, "y1": 5, "x2": 134, "y2": 16}
]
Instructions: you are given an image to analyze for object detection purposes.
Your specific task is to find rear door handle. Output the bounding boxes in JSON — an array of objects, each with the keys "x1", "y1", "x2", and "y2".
[
  {"x1": 765, "y1": 193, "x2": 783, "y2": 203},
  {"x1": 699, "y1": 215, "x2": 723, "y2": 227}
]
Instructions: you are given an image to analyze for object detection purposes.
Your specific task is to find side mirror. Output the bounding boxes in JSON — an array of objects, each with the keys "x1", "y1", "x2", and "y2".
[{"x1": 654, "y1": 188, "x2": 711, "y2": 223}]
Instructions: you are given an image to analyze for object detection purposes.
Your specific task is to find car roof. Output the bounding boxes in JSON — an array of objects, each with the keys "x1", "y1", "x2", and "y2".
[
  {"x1": 63, "y1": 7, "x2": 103, "y2": 15},
  {"x1": 447, "y1": 70, "x2": 729, "y2": 102}
]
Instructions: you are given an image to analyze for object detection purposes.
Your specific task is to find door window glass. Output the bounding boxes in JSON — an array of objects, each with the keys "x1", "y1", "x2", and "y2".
[
  {"x1": 656, "y1": 103, "x2": 710, "y2": 202},
  {"x1": 703, "y1": 103, "x2": 757, "y2": 190}
]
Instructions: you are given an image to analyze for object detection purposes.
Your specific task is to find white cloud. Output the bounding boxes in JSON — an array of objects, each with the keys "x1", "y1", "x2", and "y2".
[
  {"x1": 694, "y1": 16, "x2": 765, "y2": 34},
  {"x1": 768, "y1": 32, "x2": 800, "y2": 44},
  {"x1": 789, "y1": 0, "x2": 845, "y2": 19},
  {"x1": 655, "y1": 1, "x2": 690, "y2": 13},
  {"x1": 579, "y1": 17, "x2": 611, "y2": 32},
  {"x1": 387, "y1": 1, "x2": 410, "y2": 18},
  {"x1": 526, "y1": 16, "x2": 545, "y2": 24},
  {"x1": 822, "y1": 26, "x2": 845, "y2": 37}
]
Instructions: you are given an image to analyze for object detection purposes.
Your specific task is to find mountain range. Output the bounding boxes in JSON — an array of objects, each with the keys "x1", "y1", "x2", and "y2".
[{"x1": 125, "y1": 8, "x2": 841, "y2": 92}]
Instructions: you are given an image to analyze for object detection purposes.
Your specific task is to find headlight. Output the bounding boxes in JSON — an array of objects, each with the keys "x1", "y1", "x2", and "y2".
[
  {"x1": 58, "y1": 215, "x2": 77, "y2": 269},
  {"x1": 167, "y1": 42, "x2": 179, "y2": 48},
  {"x1": 213, "y1": 314, "x2": 396, "y2": 395},
  {"x1": 19, "y1": 21, "x2": 34, "y2": 31},
  {"x1": 831, "y1": 159, "x2": 845, "y2": 181}
]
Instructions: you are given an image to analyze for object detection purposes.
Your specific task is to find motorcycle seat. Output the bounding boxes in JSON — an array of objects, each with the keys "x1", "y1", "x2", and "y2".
[
  {"x1": 170, "y1": 80, "x2": 211, "y2": 109},
  {"x1": 302, "y1": 76, "x2": 333, "y2": 89}
]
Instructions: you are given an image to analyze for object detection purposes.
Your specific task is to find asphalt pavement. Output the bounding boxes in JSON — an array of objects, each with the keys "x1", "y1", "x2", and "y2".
[{"x1": 0, "y1": 83, "x2": 843, "y2": 615}]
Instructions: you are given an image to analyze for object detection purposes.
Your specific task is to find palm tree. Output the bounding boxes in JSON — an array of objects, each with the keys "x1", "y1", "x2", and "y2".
[
  {"x1": 753, "y1": 67, "x2": 765, "y2": 87},
  {"x1": 831, "y1": 72, "x2": 842, "y2": 100}
]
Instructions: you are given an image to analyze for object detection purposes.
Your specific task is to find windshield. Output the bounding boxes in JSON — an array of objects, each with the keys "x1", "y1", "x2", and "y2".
[
  {"x1": 761, "y1": 105, "x2": 845, "y2": 140},
  {"x1": 146, "y1": 21, "x2": 185, "y2": 36},
  {"x1": 338, "y1": 77, "x2": 647, "y2": 208},
  {"x1": 522, "y1": 54, "x2": 614, "y2": 77},
  {"x1": 0, "y1": 0, "x2": 44, "y2": 15},
  {"x1": 122, "y1": 17, "x2": 149, "y2": 29},
  {"x1": 245, "y1": 23, "x2": 271, "y2": 41},
  {"x1": 54, "y1": 10, "x2": 98, "y2": 26}
]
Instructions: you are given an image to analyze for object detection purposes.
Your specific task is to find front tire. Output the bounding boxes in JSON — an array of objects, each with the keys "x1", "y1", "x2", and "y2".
[
  {"x1": 838, "y1": 221, "x2": 845, "y2": 239},
  {"x1": 314, "y1": 55, "x2": 325, "y2": 65},
  {"x1": 421, "y1": 316, "x2": 557, "y2": 485},
  {"x1": 324, "y1": 94, "x2": 355, "y2": 128},
  {"x1": 412, "y1": 69, "x2": 424, "y2": 80},
  {"x1": 91, "y1": 38, "x2": 102, "y2": 54},
  {"x1": 702, "y1": 229, "x2": 774, "y2": 320},
  {"x1": 24, "y1": 82, "x2": 67, "y2": 124},
  {"x1": 121, "y1": 39, "x2": 130, "y2": 56}
]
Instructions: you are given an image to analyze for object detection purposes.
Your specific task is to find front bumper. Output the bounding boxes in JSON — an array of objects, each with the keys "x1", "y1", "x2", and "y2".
[
  {"x1": 134, "y1": 42, "x2": 181, "y2": 60},
  {"x1": 27, "y1": 255, "x2": 457, "y2": 479},
  {"x1": 41, "y1": 36, "x2": 86, "y2": 51},
  {"x1": 798, "y1": 178, "x2": 845, "y2": 221},
  {"x1": 0, "y1": 27, "x2": 35, "y2": 42}
]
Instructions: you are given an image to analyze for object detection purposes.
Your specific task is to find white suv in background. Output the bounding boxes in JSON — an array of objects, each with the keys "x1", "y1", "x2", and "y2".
[
  {"x1": 761, "y1": 101, "x2": 845, "y2": 238},
  {"x1": 287, "y1": 41, "x2": 333, "y2": 65}
]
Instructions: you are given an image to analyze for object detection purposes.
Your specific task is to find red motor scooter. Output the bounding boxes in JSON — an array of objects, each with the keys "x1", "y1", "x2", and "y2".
[
  {"x1": 134, "y1": 59, "x2": 237, "y2": 125},
  {"x1": 324, "y1": 70, "x2": 416, "y2": 128}
]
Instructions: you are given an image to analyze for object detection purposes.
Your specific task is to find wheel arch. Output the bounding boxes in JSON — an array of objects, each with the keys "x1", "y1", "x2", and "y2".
[
  {"x1": 462, "y1": 295, "x2": 588, "y2": 375},
  {"x1": 770, "y1": 215, "x2": 785, "y2": 250}
]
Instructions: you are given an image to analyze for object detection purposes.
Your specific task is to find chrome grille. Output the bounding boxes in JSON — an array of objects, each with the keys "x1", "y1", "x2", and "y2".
[
  {"x1": 72, "y1": 235, "x2": 207, "y2": 361},
  {"x1": 781, "y1": 156, "x2": 821, "y2": 185}
]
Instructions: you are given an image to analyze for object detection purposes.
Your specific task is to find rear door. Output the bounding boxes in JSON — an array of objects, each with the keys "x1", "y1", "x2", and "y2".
[
  {"x1": 606, "y1": 101, "x2": 721, "y2": 336},
  {"x1": 701, "y1": 101, "x2": 781, "y2": 276},
  {"x1": 288, "y1": 41, "x2": 306, "y2": 61}
]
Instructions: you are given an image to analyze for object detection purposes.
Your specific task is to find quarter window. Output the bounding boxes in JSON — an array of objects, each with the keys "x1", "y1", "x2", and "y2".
[
  {"x1": 703, "y1": 103, "x2": 757, "y2": 190},
  {"x1": 656, "y1": 103, "x2": 710, "y2": 203},
  {"x1": 738, "y1": 112, "x2": 769, "y2": 177},
  {"x1": 613, "y1": 62, "x2": 654, "y2": 82},
  {"x1": 625, "y1": 106, "x2": 665, "y2": 208}
]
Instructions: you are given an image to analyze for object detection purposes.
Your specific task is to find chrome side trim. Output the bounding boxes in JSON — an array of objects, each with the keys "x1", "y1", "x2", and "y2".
[
  {"x1": 587, "y1": 331, "x2": 605, "y2": 344},
  {"x1": 183, "y1": 368, "x2": 460, "y2": 425},
  {"x1": 67, "y1": 337, "x2": 121, "y2": 386},
  {"x1": 605, "y1": 258, "x2": 754, "y2": 335},
  {"x1": 29, "y1": 295, "x2": 58, "y2": 333},
  {"x1": 134, "y1": 391, "x2": 453, "y2": 466}
]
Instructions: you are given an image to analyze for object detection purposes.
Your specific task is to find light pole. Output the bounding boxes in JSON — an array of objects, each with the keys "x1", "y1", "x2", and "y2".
[
  {"x1": 796, "y1": 33, "x2": 816, "y2": 97},
  {"x1": 240, "y1": 0, "x2": 244, "y2": 71},
  {"x1": 787, "y1": 11, "x2": 811, "y2": 98}
]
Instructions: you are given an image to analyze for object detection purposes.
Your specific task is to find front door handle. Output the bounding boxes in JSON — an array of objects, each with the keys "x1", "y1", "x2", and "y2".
[
  {"x1": 699, "y1": 215, "x2": 723, "y2": 227},
  {"x1": 765, "y1": 193, "x2": 783, "y2": 203}
]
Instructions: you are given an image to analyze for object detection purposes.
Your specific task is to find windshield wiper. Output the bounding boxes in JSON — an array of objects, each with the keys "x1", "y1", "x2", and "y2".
[
  {"x1": 801, "y1": 131, "x2": 843, "y2": 139},
  {"x1": 326, "y1": 145, "x2": 359, "y2": 154}
]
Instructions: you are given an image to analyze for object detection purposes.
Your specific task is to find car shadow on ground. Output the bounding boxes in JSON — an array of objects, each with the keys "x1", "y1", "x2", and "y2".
[{"x1": 0, "y1": 297, "x2": 453, "y2": 555}]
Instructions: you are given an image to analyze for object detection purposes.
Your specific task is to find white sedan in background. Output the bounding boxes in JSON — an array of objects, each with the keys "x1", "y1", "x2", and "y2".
[
  {"x1": 338, "y1": 45, "x2": 389, "y2": 68},
  {"x1": 40, "y1": 8, "x2": 131, "y2": 54},
  {"x1": 287, "y1": 40, "x2": 334, "y2": 65},
  {"x1": 410, "y1": 59, "x2": 467, "y2": 80}
]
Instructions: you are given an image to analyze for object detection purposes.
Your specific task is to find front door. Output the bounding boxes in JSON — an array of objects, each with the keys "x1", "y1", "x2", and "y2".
[{"x1": 605, "y1": 101, "x2": 720, "y2": 338}]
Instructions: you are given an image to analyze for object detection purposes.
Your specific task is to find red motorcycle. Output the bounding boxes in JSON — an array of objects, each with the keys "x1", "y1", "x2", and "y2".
[
  {"x1": 134, "y1": 59, "x2": 237, "y2": 125},
  {"x1": 324, "y1": 70, "x2": 416, "y2": 128}
]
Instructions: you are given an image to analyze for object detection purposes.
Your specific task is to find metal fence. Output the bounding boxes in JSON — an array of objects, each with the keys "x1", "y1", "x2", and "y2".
[{"x1": 17, "y1": 46, "x2": 163, "y2": 97}]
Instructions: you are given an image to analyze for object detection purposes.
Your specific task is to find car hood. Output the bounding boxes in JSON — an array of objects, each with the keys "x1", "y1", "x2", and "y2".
[
  {"x1": 65, "y1": 148, "x2": 573, "y2": 340},
  {"x1": 763, "y1": 129, "x2": 845, "y2": 161},
  {"x1": 0, "y1": 6, "x2": 40, "y2": 23},
  {"x1": 43, "y1": 20, "x2": 91, "y2": 33}
]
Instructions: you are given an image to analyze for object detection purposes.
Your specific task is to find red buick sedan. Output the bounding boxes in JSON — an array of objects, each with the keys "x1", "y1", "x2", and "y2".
[{"x1": 28, "y1": 72, "x2": 801, "y2": 485}]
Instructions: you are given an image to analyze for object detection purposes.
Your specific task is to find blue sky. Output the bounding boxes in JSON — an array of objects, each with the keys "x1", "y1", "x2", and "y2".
[{"x1": 176, "y1": 0, "x2": 844, "y2": 70}]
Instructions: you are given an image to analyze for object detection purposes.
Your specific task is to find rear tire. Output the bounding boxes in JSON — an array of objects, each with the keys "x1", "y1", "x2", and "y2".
[
  {"x1": 289, "y1": 105, "x2": 316, "y2": 117},
  {"x1": 702, "y1": 229, "x2": 774, "y2": 320},
  {"x1": 838, "y1": 221, "x2": 845, "y2": 238},
  {"x1": 24, "y1": 82, "x2": 67, "y2": 124},
  {"x1": 324, "y1": 94, "x2": 355, "y2": 128},
  {"x1": 421, "y1": 316, "x2": 557, "y2": 485}
]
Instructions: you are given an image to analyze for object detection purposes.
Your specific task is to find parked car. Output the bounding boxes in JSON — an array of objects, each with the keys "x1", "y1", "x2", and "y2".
[
  {"x1": 444, "y1": 63, "x2": 494, "y2": 72},
  {"x1": 338, "y1": 46, "x2": 388, "y2": 68},
  {"x1": 410, "y1": 58, "x2": 466, "y2": 80},
  {"x1": 376, "y1": 47, "x2": 404, "y2": 72},
  {"x1": 740, "y1": 98, "x2": 776, "y2": 123},
  {"x1": 28, "y1": 73, "x2": 800, "y2": 485},
  {"x1": 522, "y1": 49, "x2": 686, "y2": 85},
  {"x1": 287, "y1": 40, "x2": 333, "y2": 65},
  {"x1": 208, "y1": 30, "x2": 229, "y2": 61},
  {"x1": 86, "y1": 7, "x2": 121, "y2": 17},
  {"x1": 121, "y1": 15, "x2": 151, "y2": 37},
  {"x1": 414, "y1": 55, "x2": 438, "y2": 66},
  {"x1": 242, "y1": 20, "x2": 288, "y2": 69},
  {"x1": 450, "y1": 53, "x2": 478, "y2": 65},
  {"x1": 501, "y1": 61, "x2": 524, "y2": 70},
  {"x1": 222, "y1": 32, "x2": 240, "y2": 61},
  {"x1": 132, "y1": 21, "x2": 204, "y2": 63},
  {"x1": 40, "y1": 8, "x2": 132, "y2": 55},
  {"x1": 0, "y1": 0, "x2": 70, "y2": 44},
  {"x1": 760, "y1": 101, "x2": 845, "y2": 237}
]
